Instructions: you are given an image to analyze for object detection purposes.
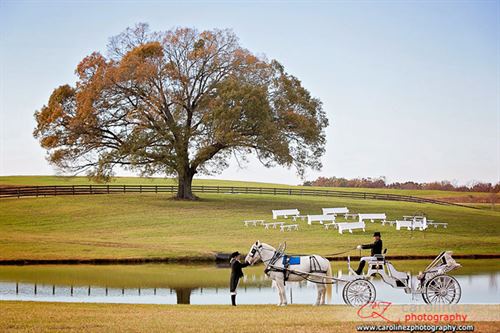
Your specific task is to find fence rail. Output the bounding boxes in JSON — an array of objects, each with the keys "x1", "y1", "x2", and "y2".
[{"x1": 0, "y1": 184, "x2": 476, "y2": 208}]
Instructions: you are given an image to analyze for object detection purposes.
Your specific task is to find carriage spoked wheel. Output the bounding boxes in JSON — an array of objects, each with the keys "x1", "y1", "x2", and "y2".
[
  {"x1": 423, "y1": 275, "x2": 461, "y2": 304},
  {"x1": 343, "y1": 279, "x2": 376, "y2": 306}
]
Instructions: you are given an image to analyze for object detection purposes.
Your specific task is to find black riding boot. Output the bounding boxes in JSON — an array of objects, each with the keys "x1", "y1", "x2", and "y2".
[
  {"x1": 231, "y1": 294, "x2": 236, "y2": 306},
  {"x1": 355, "y1": 260, "x2": 366, "y2": 275}
]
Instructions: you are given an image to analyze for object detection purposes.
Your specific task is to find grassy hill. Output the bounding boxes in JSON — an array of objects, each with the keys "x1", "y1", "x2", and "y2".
[
  {"x1": 0, "y1": 175, "x2": 494, "y2": 200},
  {"x1": 1, "y1": 192, "x2": 498, "y2": 261}
]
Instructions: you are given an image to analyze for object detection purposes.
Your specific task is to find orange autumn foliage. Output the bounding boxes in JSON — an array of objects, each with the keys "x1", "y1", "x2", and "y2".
[{"x1": 34, "y1": 23, "x2": 328, "y2": 199}]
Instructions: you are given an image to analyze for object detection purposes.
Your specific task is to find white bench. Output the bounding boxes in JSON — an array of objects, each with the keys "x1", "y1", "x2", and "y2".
[
  {"x1": 395, "y1": 220, "x2": 414, "y2": 230},
  {"x1": 337, "y1": 221, "x2": 366, "y2": 234},
  {"x1": 428, "y1": 222, "x2": 448, "y2": 229},
  {"x1": 272, "y1": 209, "x2": 300, "y2": 220},
  {"x1": 243, "y1": 220, "x2": 265, "y2": 227},
  {"x1": 381, "y1": 220, "x2": 397, "y2": 226},
  {"x1": 358, "y1": 213, "x2": 387, "y2": 223},
  {"x1": 403, "y1": 215, "x2": 425, "y2": 221},
  {"x1": 323, "y1": 222, "x2": 337, "y2": 230},
  {"x1": 396, "y1": 217, "x2": 428, "y2": 231},
  {"x1": 322, "y1": 207, "x2": 349, "y2": 217},
  {"x1": 264, "y1": 222, "x2": 285, "y2": 229},
  {"x1": 307, "y1": 214, "x2": 336, "y2": 225},
  {"x1": 280, "y1": 224, "x2": 299, "y2": 232}
]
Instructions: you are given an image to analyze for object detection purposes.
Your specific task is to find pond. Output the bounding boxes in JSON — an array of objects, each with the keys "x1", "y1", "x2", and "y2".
[{"x1": 0, "y1": 260, "x2": 498, "y2": 305}]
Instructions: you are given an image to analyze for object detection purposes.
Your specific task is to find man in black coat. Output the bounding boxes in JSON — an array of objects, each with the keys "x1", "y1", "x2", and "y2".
[
  {"x1": 230, "y1": 251, "x2": 249, "y2": 306},
  {"x1": 355, "y1": 232, "x2": 383, "y2": 275}
]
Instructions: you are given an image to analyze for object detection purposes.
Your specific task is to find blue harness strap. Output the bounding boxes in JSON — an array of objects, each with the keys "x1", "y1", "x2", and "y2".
[{"x1": 282, "y1": 255, "x2": 300, "y2": 265}]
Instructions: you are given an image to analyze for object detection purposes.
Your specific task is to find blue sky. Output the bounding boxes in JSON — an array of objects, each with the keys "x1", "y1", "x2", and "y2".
[{"x1": 0, "y1": 0, "x2": 498, "y2": 185}]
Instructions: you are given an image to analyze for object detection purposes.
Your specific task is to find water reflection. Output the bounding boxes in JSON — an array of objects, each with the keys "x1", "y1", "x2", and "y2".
[
  {"x1": 175, "y1": 288, "x2": 193, "y2": 304},
  {"x1": 0, "y1": 272, "x2": 498, "y2": 305}
]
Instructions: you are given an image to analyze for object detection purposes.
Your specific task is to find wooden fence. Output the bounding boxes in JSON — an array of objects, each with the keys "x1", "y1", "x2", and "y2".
[{"x1": 0, "y1": 184, "x2": 475, "y2": 208}]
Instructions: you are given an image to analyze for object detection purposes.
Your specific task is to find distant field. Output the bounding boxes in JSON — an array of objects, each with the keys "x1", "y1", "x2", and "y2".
[
  {"x1": 0, "y1": 175, "x2": 281, "y2": 188},
  {"x1": 0, "y1": 175, "x2": 494, "y2": 201},
  {"x1": 1, "y1": 193, "x2": 499, "y2": 261}
]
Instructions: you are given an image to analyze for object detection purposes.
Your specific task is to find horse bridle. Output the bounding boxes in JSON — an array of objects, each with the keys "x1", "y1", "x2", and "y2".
[
  {"x1": 249, "y1": 244, "x2": 277, "y2": 265},
  {"x1": 249, "y1": 244, "x2": 288, "y2": 277}
]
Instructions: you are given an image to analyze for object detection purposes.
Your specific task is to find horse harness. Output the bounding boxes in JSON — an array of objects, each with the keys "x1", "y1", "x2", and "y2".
[{"x1": 264, "y1": 252, "x2": 327, "y2": 284}]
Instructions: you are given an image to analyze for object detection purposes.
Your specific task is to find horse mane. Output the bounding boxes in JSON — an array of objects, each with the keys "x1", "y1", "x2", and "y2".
[{"x1": 260, "y1": 242, "x2": 276, "y2": 251}]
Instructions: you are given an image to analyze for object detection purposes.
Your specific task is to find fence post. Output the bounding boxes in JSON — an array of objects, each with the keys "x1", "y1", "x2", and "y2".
[{"x1": 2, "y1": 184, "x2": 473, "y2": 209}]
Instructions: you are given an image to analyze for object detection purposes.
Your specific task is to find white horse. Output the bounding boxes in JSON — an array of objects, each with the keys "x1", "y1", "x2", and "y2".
[{"x1": 245, "y1": 240, "x2": 332, "y2": 306}]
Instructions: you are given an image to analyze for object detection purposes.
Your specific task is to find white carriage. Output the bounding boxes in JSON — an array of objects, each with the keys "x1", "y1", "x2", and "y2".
[
  {"x1": 343, "y1": 250, "x2": 462, "y2": 305},
  {"x1": 246, "y1": 241, "x2": 462, "y2": 307}
]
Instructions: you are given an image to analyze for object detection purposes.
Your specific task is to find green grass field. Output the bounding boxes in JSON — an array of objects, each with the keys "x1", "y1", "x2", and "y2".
[
  {"x1": 0, "y1": 175, "x2": 494, "y2": 200},
  {"x1": 1, "y1": 302, "x2": 498, "y2": 332},
  {"x1": 1, "y1": 191, "x2": 499, "y2": 261}
]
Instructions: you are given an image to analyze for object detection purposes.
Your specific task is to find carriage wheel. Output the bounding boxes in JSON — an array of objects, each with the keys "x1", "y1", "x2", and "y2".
[
  {"x1": 342, "y1": 279, "x2": 376, "y2": 306},
  {"x1": 424, "y1": 275, "x2": 461, "y2": 304}
]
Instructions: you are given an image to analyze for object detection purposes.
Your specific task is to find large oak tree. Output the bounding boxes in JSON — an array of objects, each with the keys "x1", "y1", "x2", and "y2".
[{"x1": 34, "y1": 24, "x2": 328, "y2": 199}]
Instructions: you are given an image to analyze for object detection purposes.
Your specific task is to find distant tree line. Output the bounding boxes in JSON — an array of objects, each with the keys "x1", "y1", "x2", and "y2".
[{"x1": 303, "y1": 177, "x2": 500, "y2": 193}]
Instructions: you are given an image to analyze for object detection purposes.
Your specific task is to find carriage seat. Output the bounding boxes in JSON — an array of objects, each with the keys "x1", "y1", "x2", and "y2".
[
  {"x1": 373, "y1": 248, "x2": 387, "y2": 261},
  {"x1": 387, "y1": 262, "x2": 408, "y2": 281}
]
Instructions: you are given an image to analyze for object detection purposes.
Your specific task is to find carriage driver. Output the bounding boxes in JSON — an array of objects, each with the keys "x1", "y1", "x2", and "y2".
[
  {"x1": 354, "y1": 231, "x2": 383, "y2": 275},
  {"x1": 229, "y1": 251, "x2": 250, "y2": 306}
]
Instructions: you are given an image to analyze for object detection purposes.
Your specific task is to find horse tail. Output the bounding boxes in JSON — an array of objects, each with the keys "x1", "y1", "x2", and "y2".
[{"x1": 326, "y1": 260, "x2": 333, "y2": 303}]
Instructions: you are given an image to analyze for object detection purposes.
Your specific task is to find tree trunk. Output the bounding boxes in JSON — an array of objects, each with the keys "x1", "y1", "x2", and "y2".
[{"x1": 176, "y1": 168, "x2": 196, "y2": 200}]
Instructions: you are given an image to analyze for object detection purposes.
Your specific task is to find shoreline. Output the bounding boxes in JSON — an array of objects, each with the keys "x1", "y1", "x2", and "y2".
[{"x1": 1, "y1": 253, "x2": 499, "y2": 266}]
